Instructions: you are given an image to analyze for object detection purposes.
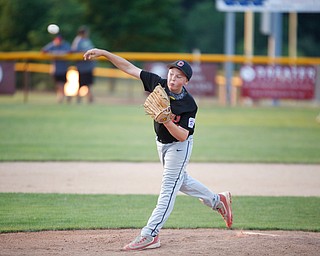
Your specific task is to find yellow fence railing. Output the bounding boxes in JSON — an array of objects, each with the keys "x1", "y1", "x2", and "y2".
[
  {"x1": 1, "y1": 51, "x2": 320, "y2": 65},
  {"x1": 4, "y1": 51, "x2": 320, "y2": 82}
]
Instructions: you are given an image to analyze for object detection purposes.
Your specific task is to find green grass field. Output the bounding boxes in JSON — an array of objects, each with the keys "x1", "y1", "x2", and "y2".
[
  {"x1": 1, "y1": 92, "x2": 319, "y2": 163},
  {"x1": 0, "y1": 92, "x2": 319, "y2": 233},
  {"x1": 1, "y1": 193, "x2": 319, "y2": 233}
]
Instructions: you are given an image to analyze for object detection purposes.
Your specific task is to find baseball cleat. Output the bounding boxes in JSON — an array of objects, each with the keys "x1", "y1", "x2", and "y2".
[
  {"x1": 217, "y1": 191, "x2": 233, "y2": 228},
  {"x1": 122, "y1": 234, "x2": 160, "y2": 251}
]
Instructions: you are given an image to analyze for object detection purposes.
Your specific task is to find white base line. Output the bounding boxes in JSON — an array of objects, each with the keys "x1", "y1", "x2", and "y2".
[{"x1": 241, "y1": 231, "x2": 280, "y2": 237}]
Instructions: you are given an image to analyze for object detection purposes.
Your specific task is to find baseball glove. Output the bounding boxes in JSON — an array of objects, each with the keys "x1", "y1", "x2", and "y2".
[{"x1": 143, "y1": 84, "x2": 172, "y2": 123}]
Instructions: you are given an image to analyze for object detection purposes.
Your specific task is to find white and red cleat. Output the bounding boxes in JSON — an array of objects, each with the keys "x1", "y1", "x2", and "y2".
[
  {"x1": 123, "y1": 234, "x2": 160, "y2": 251},
  {"x1": 217, "y1": 191, "x2": 233, "y2": 228}
]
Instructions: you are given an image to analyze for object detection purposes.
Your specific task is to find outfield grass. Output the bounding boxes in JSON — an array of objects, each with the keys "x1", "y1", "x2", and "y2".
[
  {"x1": 1, "y1": 92, "x2": 319, "y2": 163},
  {"x1": 0, "y1": 193, "x2": 319, "y2": 233}
]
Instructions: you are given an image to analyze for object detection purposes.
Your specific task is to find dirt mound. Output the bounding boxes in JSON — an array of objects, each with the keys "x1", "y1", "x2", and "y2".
[{"x1": 1, "y1": 229, "x2": 319, "y2": 256}]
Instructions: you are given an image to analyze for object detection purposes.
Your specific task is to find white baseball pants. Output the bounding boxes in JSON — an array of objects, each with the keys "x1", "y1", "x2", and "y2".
[{"x1": 141, "y1": 135, "x2": 220, "y2": 237}]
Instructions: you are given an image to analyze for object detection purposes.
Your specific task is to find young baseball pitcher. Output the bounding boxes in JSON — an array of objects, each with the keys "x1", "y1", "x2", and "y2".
[{"x1": 83, "y1": 48, "x2": 233, "y2": 251}]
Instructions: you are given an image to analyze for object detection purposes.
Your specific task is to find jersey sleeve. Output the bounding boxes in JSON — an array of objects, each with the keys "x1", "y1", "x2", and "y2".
[{"x1": 140, "y1": 70, "x2": 165, "y2": 92}]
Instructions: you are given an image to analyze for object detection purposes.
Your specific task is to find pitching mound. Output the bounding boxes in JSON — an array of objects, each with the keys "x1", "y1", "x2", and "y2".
[{"x1": 1, "y1": 228, "x2": 319, "y2": 256}]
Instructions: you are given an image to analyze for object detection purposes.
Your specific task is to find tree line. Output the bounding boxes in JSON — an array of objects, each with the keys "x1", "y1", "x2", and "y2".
[{"x1": 0, "y1": 0, "x2": 319, "y2": 57}]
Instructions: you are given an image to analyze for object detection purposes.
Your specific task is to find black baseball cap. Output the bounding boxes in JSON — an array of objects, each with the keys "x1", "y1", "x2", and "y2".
[{"x1": 168, "y1": 60, "x2": 192, "y2": 81}]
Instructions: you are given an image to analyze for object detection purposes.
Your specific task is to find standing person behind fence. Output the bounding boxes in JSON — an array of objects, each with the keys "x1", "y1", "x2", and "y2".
[
  {"x1": 42, "y1": 35, "x2": 71, "y2": 103},
  {"x1": 71, "y1": 25, "x2": 96, "y2": 103}
]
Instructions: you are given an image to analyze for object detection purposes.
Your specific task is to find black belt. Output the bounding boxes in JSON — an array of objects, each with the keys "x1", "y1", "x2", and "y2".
[{"x1": 157, "y1": 138, "x2": 178, "y2": 144}]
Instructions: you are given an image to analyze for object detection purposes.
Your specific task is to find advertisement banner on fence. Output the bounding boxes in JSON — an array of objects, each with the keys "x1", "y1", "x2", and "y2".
[
  {"x1": 144, "y1": 62, "x2": 217, "y2": 97},
  {"x1": 240, "y1": 65, "x2": 316, "y2": 100},
  {"x1": 0, "y1": 62, "x2": 16, "y2": 95}
]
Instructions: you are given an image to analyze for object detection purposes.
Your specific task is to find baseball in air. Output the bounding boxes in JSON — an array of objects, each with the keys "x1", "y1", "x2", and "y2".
[{"x1": 47, "y1": 24, "x2": 60, "y2": 34}]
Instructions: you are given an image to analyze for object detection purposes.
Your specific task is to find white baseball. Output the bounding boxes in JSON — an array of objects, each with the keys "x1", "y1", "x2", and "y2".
[{"x1": 47, "y1": 24, "x2": 60, "y2": 34}]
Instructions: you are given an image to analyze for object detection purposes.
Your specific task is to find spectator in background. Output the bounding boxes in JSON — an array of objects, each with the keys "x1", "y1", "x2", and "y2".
[
  {"x1": 42, "y1": 35, "x2": 71, "y2": 103},
  {"x1": 71, "y1": 25, "x2": 96, "y2": 103}
]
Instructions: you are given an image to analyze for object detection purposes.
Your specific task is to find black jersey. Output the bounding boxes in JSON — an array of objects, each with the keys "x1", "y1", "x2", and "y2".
[{"x1": 140, "y1": 70, "x2": 198, "y2": 143}]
